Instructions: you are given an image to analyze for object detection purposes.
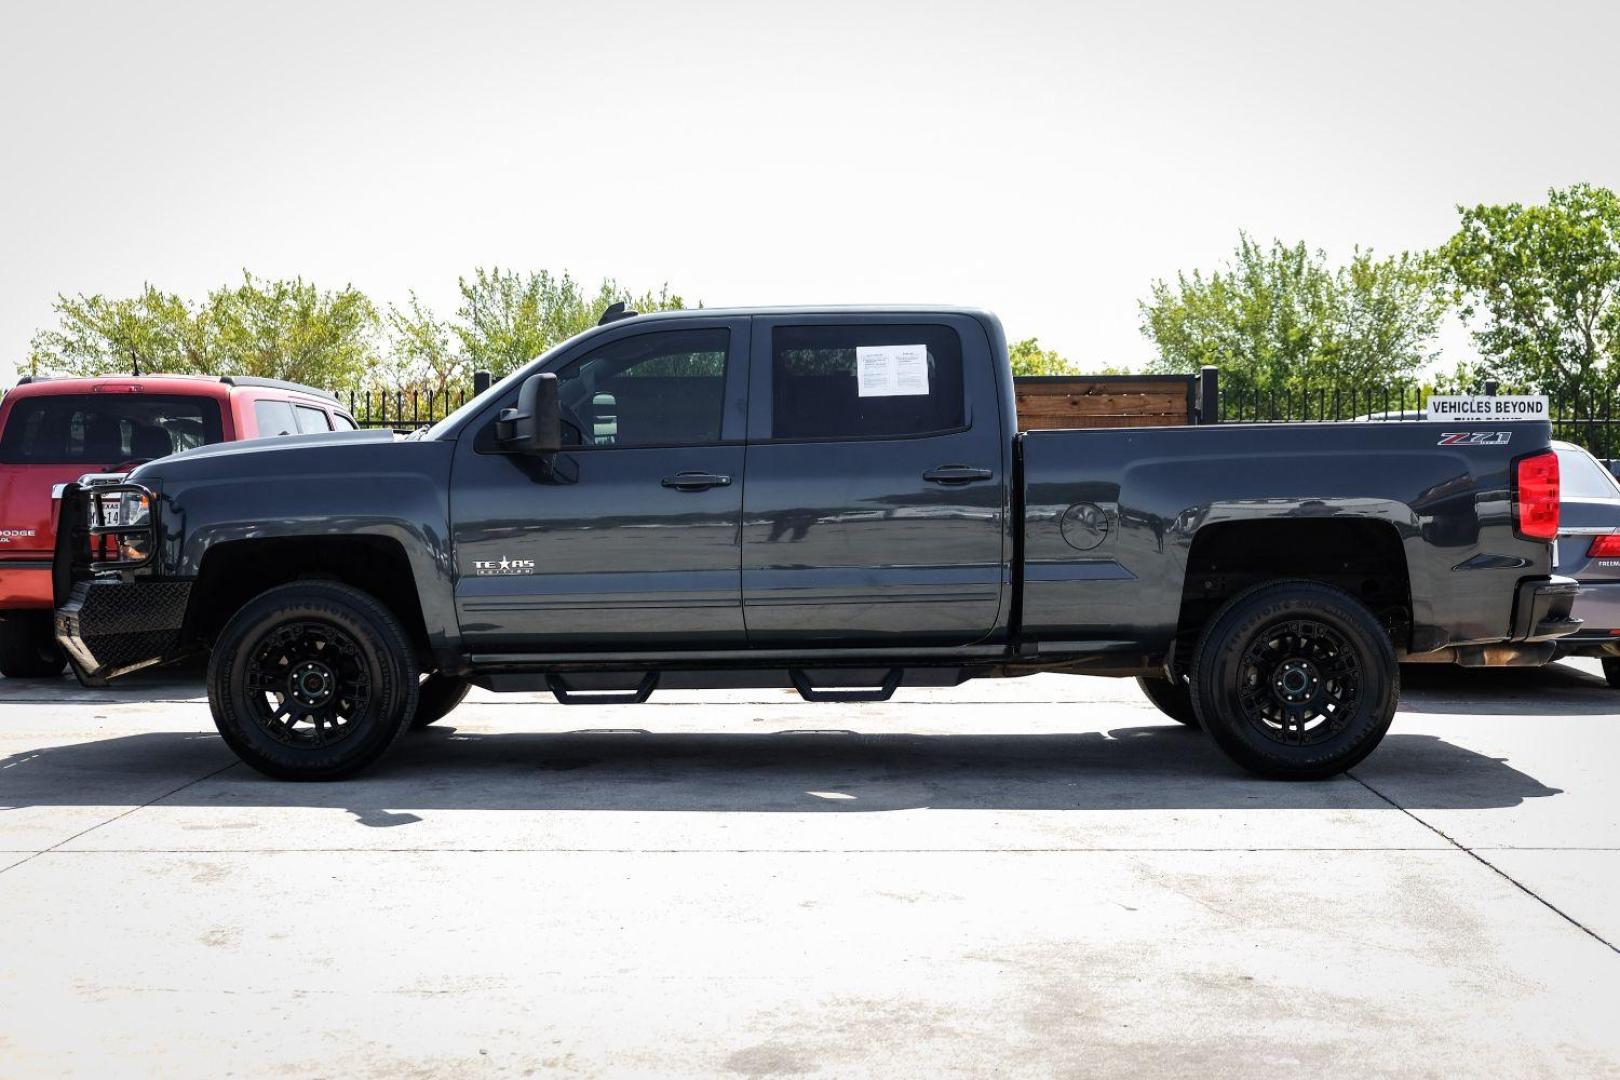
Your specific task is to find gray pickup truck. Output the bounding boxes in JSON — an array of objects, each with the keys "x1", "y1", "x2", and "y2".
[{"x1": 54, "y1": 306, "x2": 1579, "y2": 781}]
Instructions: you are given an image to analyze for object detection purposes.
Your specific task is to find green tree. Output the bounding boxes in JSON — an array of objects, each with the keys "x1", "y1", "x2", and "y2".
[
  {"x1": 450, "y1": 268, "x2": 686, "y2": 378},
  {"x1": 204, "y1": 273, "x2": 379, "y2": 387},
  {"x1": 1008, "y1": 337, "x2": 1075, "y2": 376},
  {"x1": 1139, "y1": 234, "x2": 1447, "y2": 395},
  {"x1": 26, "y1": 285, "x2": 209, "y2": 377},
  {"x1": 27, "y1": 272, "x2": 380, "y2": 387},
  {"x1": 381, "y1": 292, "x2": 464, "y2": 399},
  {"x1": 1441, "y1": 183, "x2": 1620, "y2": 409}
]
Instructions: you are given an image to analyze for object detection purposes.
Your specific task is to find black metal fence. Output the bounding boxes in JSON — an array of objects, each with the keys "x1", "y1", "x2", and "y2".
[
  {"x1": 340, "y1": 372, "x2": 493, "y2": 430},
  {"x1": 1213, "y1": 376, "x2": 1620, "y2": 460}
]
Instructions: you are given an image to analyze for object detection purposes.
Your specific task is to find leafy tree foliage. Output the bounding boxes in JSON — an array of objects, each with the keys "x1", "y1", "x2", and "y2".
[
  {"x1": 28, "y1": 273, "x2": 380, "y2": 387},
  {"x1": 1442, "y1": 183, "x2": 1620, "y2": 408},
  {"x1": 1139, "y1": 234, "x2": 1447, "y2": 394},
  {"x1": 445, "y1": 268, "x2": 686, "y2": 378},
  {"x1": 1008, "y1": 337, "x2": 1075, "y2": 376}
]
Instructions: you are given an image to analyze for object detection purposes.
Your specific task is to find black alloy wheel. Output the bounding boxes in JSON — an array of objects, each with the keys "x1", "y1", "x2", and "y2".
[
  {"x1": 1191, "y1": 580, "x2": 1397, "y2": 780},
  {"x1": 243, "y1": 620, "x2": 373, "y2": 748},
  {"x1": 208, "y1": 581, "x2": 419, "y2": 780},
  {"x1": 1234, "y1": 619, "x2": 1359, "y2": 746}
]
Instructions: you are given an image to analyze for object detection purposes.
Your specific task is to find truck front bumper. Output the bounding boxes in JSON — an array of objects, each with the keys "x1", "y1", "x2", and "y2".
[{"x1": 55, "y1": 578, "x2": 192, "y2": 682}]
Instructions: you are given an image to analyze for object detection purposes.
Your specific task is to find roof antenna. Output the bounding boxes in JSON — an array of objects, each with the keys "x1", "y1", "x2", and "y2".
[{"x1": 597, "y1": 301, "x2": 638, "y2": 326}]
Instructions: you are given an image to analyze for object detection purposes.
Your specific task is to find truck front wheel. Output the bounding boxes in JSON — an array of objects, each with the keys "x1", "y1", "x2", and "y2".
[
  {"x1": 1604, "y1": 657, "x2": 1620, "y2": 689},
  {"x1": 207, "y1": 582, "x2": 420, "y2": 780},
  {"x1": 1189, "y1": 580, "x2": 1397, "y2": 780}
]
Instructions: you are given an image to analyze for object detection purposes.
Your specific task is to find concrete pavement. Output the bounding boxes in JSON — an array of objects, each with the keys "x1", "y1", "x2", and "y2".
[{"x1": 0, "y1": 662, "x2": 1616, "y2": 1077}]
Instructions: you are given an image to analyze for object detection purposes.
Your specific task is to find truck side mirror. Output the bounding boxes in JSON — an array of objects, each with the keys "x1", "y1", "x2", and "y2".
[{"x1": 495, "y1": 373, "x2": 562, "y2": 455}]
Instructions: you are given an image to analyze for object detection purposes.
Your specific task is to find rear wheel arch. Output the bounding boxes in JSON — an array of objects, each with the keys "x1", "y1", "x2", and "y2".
[{"x1": 1171, "y1": 517, "x2": 1412, "y2": 672}]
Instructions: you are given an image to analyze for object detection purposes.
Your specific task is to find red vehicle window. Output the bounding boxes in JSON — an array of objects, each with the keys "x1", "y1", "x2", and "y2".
[
  {"x1": 253, "y1": 400, "x2": 298, "y2": 437},
  {"x1": 293, "y1": 404, "x2": 332, "y2": 433},
  {"x1": 0, "y1": 394, "x2": 224, "y2": 465}
]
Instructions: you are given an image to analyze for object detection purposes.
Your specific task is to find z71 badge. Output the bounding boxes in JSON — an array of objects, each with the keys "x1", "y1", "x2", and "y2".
[
  {"x1": 1437, "y1": 431, "x2": 1511, "y2": 446},
  {"x1": 473, "y1": 557, "x2": 536, "y2": 576}
]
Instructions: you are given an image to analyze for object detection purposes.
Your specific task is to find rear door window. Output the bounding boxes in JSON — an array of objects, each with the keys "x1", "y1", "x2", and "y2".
[
  {"x1": 770, "y1": 324, "x2": 965, "y2": 440},
  {"x1": 253, "y1": 400, "x2": 298, "y2": 437},
  {"x1": 293, "y1": 404, "x2": 332, "y2": 433},
  {"x1": 0, "y1": 394, "x2": 224, "y2": 465}
]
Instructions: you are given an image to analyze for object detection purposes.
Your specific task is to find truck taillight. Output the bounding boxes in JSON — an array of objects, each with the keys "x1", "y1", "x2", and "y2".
[
  {"x1": 1589, "y1": 534, "x2": 1620, "y2": 558},
  {"x1": 1513, "y1": 450, "x2": 1560, "y2": 542}
]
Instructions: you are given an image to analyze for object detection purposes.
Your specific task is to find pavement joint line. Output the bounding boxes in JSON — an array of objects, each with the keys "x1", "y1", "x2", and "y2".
[
  {"x1": 0, "y1": 759, "x2": 240, "y2": 879},
  {"x1": 15, "y1": 845, "x2": 1472, "y2": 855},
  {"x1": 1348, "y1": 770, "x2": 1619, "y2": 957}
]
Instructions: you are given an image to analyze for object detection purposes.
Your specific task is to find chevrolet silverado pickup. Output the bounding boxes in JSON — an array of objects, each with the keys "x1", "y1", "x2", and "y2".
[{"x1": 53, "y1": 306, "x2": 1579, "y2": 780}]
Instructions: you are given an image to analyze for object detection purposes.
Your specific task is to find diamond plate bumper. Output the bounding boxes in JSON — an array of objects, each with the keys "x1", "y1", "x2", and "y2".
[{"x1": 55, "y1": 579, "x2": 192, "y2": 681}]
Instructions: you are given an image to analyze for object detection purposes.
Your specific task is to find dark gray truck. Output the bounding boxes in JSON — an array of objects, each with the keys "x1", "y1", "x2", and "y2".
[{"x1": 54, "y1": 306, "x2": 1580, "y2": 780}]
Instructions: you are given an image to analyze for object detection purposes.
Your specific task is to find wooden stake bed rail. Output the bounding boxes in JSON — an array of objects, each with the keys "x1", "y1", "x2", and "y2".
[{"x1": 1013, "y1": 375, "x2": 1197, "y2": 430}]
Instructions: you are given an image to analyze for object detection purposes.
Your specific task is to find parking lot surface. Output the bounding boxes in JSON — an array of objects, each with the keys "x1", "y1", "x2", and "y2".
[{"x1": 1, "y1": 661, "x2": 1617, "y2": 1078}]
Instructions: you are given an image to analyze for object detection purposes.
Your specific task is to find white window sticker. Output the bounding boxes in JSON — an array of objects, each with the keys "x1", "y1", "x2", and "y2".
[
  {"x1": 1427, "y1": 395, "x2": 1549, "y2": 421},
  {"x1": 856, "y1": 344, "x2": 930, "y2": 397}
]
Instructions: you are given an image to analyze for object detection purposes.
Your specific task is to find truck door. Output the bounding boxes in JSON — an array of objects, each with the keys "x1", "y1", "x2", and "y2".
[
  {"x1": 450, "y1": 318, "x2": 750, "y2": 650},
  {"x1": 740, "y1": 314, "x2": 1009, "y2": 647}
]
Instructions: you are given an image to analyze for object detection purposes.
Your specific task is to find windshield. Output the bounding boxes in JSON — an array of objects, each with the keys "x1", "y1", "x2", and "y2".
[
  {"x1": 0, "y1": 394, "x2": 225, "y2": 465},
  {"x1": 1556, "y1": 447, "x2": 1620, "y2": 499}
]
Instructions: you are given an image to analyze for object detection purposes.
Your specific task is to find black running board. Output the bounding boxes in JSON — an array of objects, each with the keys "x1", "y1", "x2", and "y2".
[
  {"x1": 789, "y1": 668, "x2": 902, "y2": 703},
  {"x1": 546, "y1": 672, "x2": 658, "y2": 705}
]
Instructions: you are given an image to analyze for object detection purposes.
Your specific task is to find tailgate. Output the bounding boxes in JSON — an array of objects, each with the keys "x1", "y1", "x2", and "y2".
[{"x1": 0, "y1": 464, "x2": 82, "y2": 562}]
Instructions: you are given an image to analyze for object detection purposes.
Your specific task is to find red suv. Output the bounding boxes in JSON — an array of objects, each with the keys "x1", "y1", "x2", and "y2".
[{"x1": 0, "y1": 374, "x2": 357, "y2": 677}]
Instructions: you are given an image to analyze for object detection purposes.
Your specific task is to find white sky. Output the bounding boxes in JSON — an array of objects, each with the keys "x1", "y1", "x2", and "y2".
[{"x1": 3, "y1": 0, "x2": 1618, "y2": 387}]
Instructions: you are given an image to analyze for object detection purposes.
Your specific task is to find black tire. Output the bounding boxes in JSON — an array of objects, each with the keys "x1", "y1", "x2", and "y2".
[
  {"x1": 1136, "y1": 674, "x2": 1200, "y2": 726},
  {"x1": 409, "y1": 673, "x2": 472, "y2": 730},
  {"x1": 0, "y1": 612, "x2": 69, "y2": 679},
  {"x1": 1604, "y1": 657, "x2": 1620, "y2": 690},
  {"x1": 1190, "y1": 580, "x2": 1398, "y2": 780},
  {"x1": 207, "y1": 582, "x2": 420, "y2": 780}
]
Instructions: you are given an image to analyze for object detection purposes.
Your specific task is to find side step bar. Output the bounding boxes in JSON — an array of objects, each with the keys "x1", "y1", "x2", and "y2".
[
  {"x1": 474, "y1": 666, "x2": 958, "y2": 699},
  {"x1": 547, "y1": 672, "x2": 658, "y2": 705},
  {"x1": 789, "y1": 668, "x2": 902, "y2": 703}
]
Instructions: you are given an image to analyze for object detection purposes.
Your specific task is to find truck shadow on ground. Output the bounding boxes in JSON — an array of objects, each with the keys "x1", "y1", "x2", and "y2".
[
  {"x1": 1398, "y1": 660, "x2": 1615, "y2": 714},
  {"x1": 0, "y1": 725, "x2": 1562, "y2": 817}
]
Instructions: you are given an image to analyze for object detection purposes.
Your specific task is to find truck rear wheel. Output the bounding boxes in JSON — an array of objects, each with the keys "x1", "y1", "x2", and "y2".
[
  {"x1": 408, "y1": 673, "x2": 472, "y2": 730},
  {"x1": 1135, "y1": 675, "x2": 1199, "y2": 726},
  {"x1": 0, "y1": 612, "x2": 69, "y2": 679},
  {"x1": 1189, "y1": 580, "x2": 1397, "y2": 780},
  {"x1": 207, "y1": 582, "x2": 419, "y2": 780},
  {"x1": 1604, "y1": 657, "x2": 1620, "y2": 689}
]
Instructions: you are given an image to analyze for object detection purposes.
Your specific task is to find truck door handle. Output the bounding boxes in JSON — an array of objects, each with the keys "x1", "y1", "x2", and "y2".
[
  {"x1": 661, "y1": 471, "x2": 731, "y2": 491},
  {"x1": 923, "y1": 465, "x2": 994, "y2": 485}
]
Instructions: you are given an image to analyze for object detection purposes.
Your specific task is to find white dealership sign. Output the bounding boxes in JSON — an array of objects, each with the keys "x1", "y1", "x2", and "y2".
[{"x1": 1427, "y1": 395, "x2": 1549, "y2": 421}]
